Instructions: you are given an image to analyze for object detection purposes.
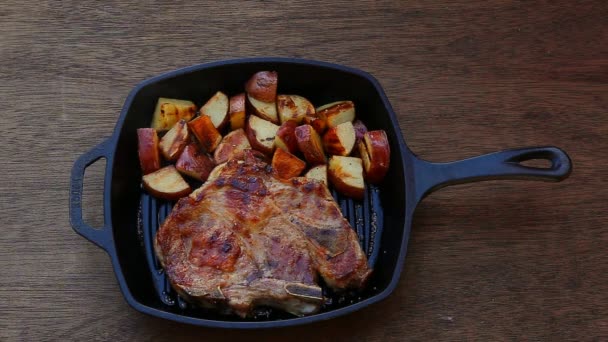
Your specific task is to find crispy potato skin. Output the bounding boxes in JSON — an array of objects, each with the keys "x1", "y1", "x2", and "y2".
[
  {"x1": 353, "y1": 120, "x2": 368, "y2": 143},
  {"x1": 295, "y1": 124, "x2": 326, "y2": 166},
  {"x1": 272, "y1": 148, "x2": 306, "y2": 179},
  {"x1": 137, "y1": 128, "x2": 161, "y2": 175},
  {"x1": 213, "y1": 129, "x2": 251, "y2": 164},
  {"x1": 275, "y1": 120, "x2": 299, "y2": 154},
  {"x1": 304, "y1": 115, "x2": 327, "y2": 135},
  {"x1": 361, "y1": 130, "x2": 390, "y2": 184},
  {"x1": 229, "y1": 93, "x2": 246, "y2": 130},
  {"x1": 159, "y1": 119, "x2": 189, "y2": 161},
  {"x1": 188, "y1": 115, "x2": 222, "y2": 152},
  {"x1": 323, "y1": 121, "x2": 356, "y2": 156},
  {"x1": 277, "y1": 94, "x2": 314, "y2": 124},
  {"x1": 176, "y1": 144, "x2": 216, "y2": 182},
  {"x1": 317, "y1": 101, "x2": 355, "y2": 128},
  {"x1": 245, "y1": 71, "x2": 278, "y2": 103}
]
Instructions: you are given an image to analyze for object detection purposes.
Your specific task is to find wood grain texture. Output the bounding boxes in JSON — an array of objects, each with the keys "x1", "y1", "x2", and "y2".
[{"x1": 1, "y1": 0, "x2": 607, "y2": 340}]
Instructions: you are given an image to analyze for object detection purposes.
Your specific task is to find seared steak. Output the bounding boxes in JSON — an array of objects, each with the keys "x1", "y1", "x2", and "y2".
[{"x1": 155, "y1": 150, "x2": 371, "y2": 317}]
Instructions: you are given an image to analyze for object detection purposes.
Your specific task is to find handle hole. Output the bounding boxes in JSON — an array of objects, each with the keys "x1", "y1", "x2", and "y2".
[
  {"x1": 82, "y1": 158, "x2": 106, "y2": 229},
  {"x1": 519, "y1": 158, "x2": 552, "y2": 169}
]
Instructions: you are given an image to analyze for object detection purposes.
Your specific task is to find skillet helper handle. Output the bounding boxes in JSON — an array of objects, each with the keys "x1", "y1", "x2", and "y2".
[
  {"x1": 69, "y1": 139, "x2": 113, "y2": 251},
  {"x1": 411, "y1": 146, "x2": 572, "y2": 203}
]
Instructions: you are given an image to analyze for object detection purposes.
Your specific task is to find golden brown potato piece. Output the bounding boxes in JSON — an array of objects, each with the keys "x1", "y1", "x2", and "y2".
[
  {"x1": 316, "y1": 101, "x2": 355, "y2": 128},
  {"x1": 295, "y1": 124, "x2": 326, "y2": 166},
  {"x1": 328, "y1": 156, "x2": 365, "y2": 200},
  {"x1": 304, "y1": 165, "x2": 327, "y2": 185},
  {"x1": 137, "y1": 128, "x2": 160, "y2": 175},
  {"x1": 245, "y1": 71, "x2": 278, "y2": 103},
  {"x1": 229, "y1": 93, "x2": 246, "y2": 130},
  {"x1": 159, "y1": 119, "x2": 189, "y2": 161},
  {"x1": 247, "y1": 95, "x2": 279, "y2": 124},
  {"x1": 322, "y1": 121, "x2": 356, "y2": 156},
  {"x1": 275, "y1": 120, "x2": 299, "y2": 154},
  {"x1": 137, "y1": 128, "x2": 161, "y2": 175},
  {"x1": 245, "y1": 115, "x2": 280, "y2": 155},
  {"x1": 200, "y1": 91, "x2": 229, "y2": 130},
  {"x1": 151, "y1": 98, "x2": 197, "y2": 131},
  {"x1": 213, "y1": 128, "x2": 252, "y2": 164},
  {"x1": 272, "y1": 148, "x2": 306, "y2": 180},
  {"x1": 303, "y1": 114, "x2": 327, "y2": 135},
  {"x1": 277, "y1": 94, "x2": 314, "y2": 124},
  {"x1": 246, "y1": 71, "x2": 279, "y2": 124},
  {"x1": 142, "y1": 165, "x2": 192, "y2": 200},
  {"x1": 188, "y1": 115, "x2": 222, "y2": 153},
  {"x1": 359, "y1": 130, "x2": 391, "y2": 184},
  {"x1": 175, "y1": 143, "x2": 216, "y2": 182}
]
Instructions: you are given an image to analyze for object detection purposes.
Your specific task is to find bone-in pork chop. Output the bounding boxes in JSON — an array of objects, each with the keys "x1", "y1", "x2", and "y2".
[{"x1": 155, "y1": 150, "x2": 371, "y2": 317}]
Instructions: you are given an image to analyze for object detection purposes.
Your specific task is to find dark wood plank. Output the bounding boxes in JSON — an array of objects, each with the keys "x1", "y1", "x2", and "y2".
[{"x1": 1, "y1": 0, "x2": 607, "y2": 340}]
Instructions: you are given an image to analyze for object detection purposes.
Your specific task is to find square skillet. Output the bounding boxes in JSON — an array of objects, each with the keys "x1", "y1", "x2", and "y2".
[{"x1": 70, "y1": 58, "x2": 571, "y2": 328}]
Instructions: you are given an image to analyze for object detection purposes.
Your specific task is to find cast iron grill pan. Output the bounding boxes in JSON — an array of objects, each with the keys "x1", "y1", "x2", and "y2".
[
  {"x1": 70, "y1": 58, "x2": 572, "y2": 328},
  {"x1": 139, "y1": 182, "x2": 384, "y2": 321}
]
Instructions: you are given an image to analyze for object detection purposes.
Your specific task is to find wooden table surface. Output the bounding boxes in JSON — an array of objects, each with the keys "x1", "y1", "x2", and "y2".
[{"x1": 2, "y1": 1, "x2": 607, "y2": 340}]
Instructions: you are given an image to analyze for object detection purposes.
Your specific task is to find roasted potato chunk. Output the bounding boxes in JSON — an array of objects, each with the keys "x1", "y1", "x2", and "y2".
[
  {"x1": 188, "y1": 115, "x2": 222, "y2": 153},
  {"x1": 359, "y1": 130, "x2": 390, "y2": 184},
  {"x1": 176, "y1": 144, "x2": 216, "y2": 182},
  {"x1": 229, "y1": 93, "x2": 247, "y2": 131},
  {"x1": 277, "y1": 94, "x2": 314, "y2": 124},
  {"x1": 272, "y1": 148, "x2": 306, "y2": 180},
  {"x1": 316, "y1": 101, "x2": 355, "y2": 128},
  {"x1": 214, "y1": 128, "x2": 251, "y2": 164},
  {"x1": 137, "y1": 128, "x2": 161, "y2": 175},
  {"x1": 328, "y1": 156, "x2": 365, "y2": 199},
  {"x1": 245, "y1": 115, "x2": 280, "y2": 155},
  {"x1": 151, "y1": 97, "x2": 196, "y2": 131},
  {"x1": 275, "y1": 120, "x2": 299, "y2": 154},
  {"x1": 295, "y1": 124, "x2": 326, "y2": 166},
  {"x1": 305, "y1": 165, "x2": 327, "y2": 185},
  {"x1": 143, "y1": 165, "x2": 192, "y2": 200},
  {"x1": 159, "y1": 119, "x2": 189, "y2": 161},
  {"x1": 200, "y1": 91, "x2": 229, "y2": 130},
  {"x1": 323, "y1": 121, "x2": 356, "y2": 156},
  {"x1": 246, "y1": 71, "x2": 279, "y2": 124},
  {"x1": 245, "y1": 71, "x2": 278, "y2": 103}
]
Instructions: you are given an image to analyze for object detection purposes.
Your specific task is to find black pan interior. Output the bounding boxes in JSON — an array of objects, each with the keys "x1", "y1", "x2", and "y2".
[{"x1": 110, "y1": 61, "x2": 408, "y2": 321}]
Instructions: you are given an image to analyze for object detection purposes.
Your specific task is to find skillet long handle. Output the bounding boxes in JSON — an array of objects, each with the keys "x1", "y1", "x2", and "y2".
[
  {"x1": 69, "y1": 138, "x2": 114, "y2": 251},
  {"x1": 410, "y1": 146, "x2": 572, "y2": 203}
]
